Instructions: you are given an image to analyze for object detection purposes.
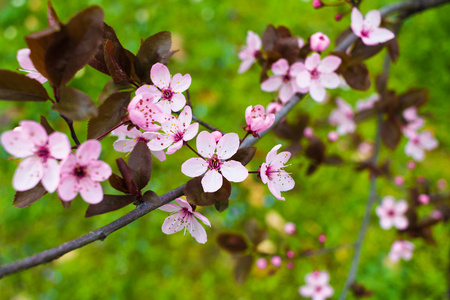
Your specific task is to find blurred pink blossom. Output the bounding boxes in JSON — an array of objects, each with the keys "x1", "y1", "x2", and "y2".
[
  {"x1": 310, "y1": 32, "x2": 330, "y2": 52},
  {"x1": 271, "y1": 256, "x2": 282, "y2": 267},
  {"x1": 351, "y1": 8, "x2": 395, "y2": 45},
  {"x1": 244, "y1": 105, "x2": 275, "y2": 135},
  {"x1": 394, "y1": 176, "x2": 404, "y2": 186},
  {"x1": 405, "y1": 131, "x2": 438, "y2": 162},
  {"x1": 284, "y1": 222, "x2": 296, "y2": 235},
  {"x1": 389, "y1": 240, "x2": 414, "y2": 262},
  {"x1": 312, "y1": 0, "x2": 323, "y2": 9},
  {"x1": 328, "y1": 131, "x2": 339, "y2": 142},
  {"x1": 238, "y1": 31, "x2": 262, "y2": 73},
  {"x1": 287, "y1": 262, "x2": 294, "y2": 269},
  {"x1": 376, "y1": 196, "x2": 409, "y2": 230},
  {"x1": 356, "y1": 94, "x2": 379, "y2": 111},
  {"x1": 267, "y1": 102, "x2": 283, "y2": 114},
  {"x1": 17, "y1": 48, "x2": 47, "y2": 84},
  {"x1": 329, "y1": 98, "x2": 355, "y2": 135},
  {"x1": 418, "y1": 194, "x2": 429, "y2": 205},
  {"x1": 407, "y1": 161, "x2": 416, "y2": 170},
  {"x1": 299, "y1": 270, "x2": 334, "y2": 300},
  {"x1": 287, "y1": 250, "x2": 295, "y2": 258},
  {"x1": 437, "y1": 179, "x2": 447, "y2": 190},
  {"x1": 304, "y1": 127, "x2": 314, "y2": 138},
  {"x1": 256, "y1": 258, "x2": 268, "y2": 270},
  {"x1": 318, "y1": 234, "x2": 326, "y2": 243},
  {"x1": 159, "y1": 198, "x2": 211, "y2": 244}
]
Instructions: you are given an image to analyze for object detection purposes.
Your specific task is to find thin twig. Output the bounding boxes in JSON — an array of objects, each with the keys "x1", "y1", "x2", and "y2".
[
  {"x1": 59, "y1": 114, "x2": 80, "y2": 146},
  {"x1": 192, "y1": 114, "x2": 221, "y2": 132}
]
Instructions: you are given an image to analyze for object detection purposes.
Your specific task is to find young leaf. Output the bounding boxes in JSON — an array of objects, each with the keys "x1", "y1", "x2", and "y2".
[
  {"x1": 116, "y1": 158, "x2": 139, "y2": 196},
  {"x1": 47, "y1": 1, "x2": 61, "y2": 27},
  {"x1": 341, "y1": 61, "x2": 371, "y2": 91},
  {"x1": 233, "y1": 255, "x2": 253, "y2": 285},
  {"x1": 141, "y1": 190, "x2": 162, "y2": 206},
  {"x1": 87, "y1": 91, "x2": 131, "y2": 139},
  {"x1": 128, "y1": 141, "x2": 152, "y2": 190},
  {"x1": 135, "y1": 31, "x2": 172, "y2": 83},
  {"x1": 324, "y1": 154, "x2": 343, "y2": 165},
  {"x1": 305, "y1": 136, "x2": 325, "y2": 165},
  {"x1": 397, "y1": 89, "x2": 428, "y2": 111},
  {"x1": 25, "y1": 27, "x2": 59, "y2": 80},
  {"x1": 217, "y1": 233, "x2": 249, "y2": 253},
  {"x1": 244, "y1": 219, "x2": 268, "y2": 246},
  {"x1": 0, "y1": 70, "x2": 50, "y2": 102},
  {"x1": 214, "y1": 199, "x2": 229, "y2": 212},
  {"x1": 40, "y1": 115, "x2": 55, "y2": 135},
  {"x1": 104, "y1": 40, "x2": 131, "y2": 82},
  {"x1": 184, "y1": 176, "x2": 231, "y2": 206},
  {"x1": 97, "y1": 80, "x2": 132, "y2": 103},
  {"x1": 381, "y1": 117, "x2": 402, "y2": 150},
  {"x1": 85, "y1": 194, "x2": 135, "y2": 217},
  {"x1": 262, "y1": 25, "x2": 278, "y2": 52},
  {"x1": 45, "y1": 6, "x2": 104, "y2": 86},
  {"x1": 229, "y1": 146, "x2": 256, "y2": 166},
  {"x1": 52, "y1": 86, "x2": 98, "y2": 121},
  {"x1": 108, "y1": 173, "x2": 129, "y2": 194},
  {"x1": 386, "y1": 37, "x2": 399, "y2": 62},
  {"x1": 13, "y1": 183, "x2": 47, "y2": 208},
  {"x1": 350, "y1": 39, "x2": 385, "y2": 61}
]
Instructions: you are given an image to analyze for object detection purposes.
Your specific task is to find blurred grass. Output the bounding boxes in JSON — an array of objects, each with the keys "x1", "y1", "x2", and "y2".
[{"x1": 0, "y1": 0, "x2": 449, "y2": 299}]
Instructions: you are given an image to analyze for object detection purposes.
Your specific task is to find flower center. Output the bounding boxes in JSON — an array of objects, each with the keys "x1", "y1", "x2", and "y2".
[
  {"x1": 282, "y1": 74, "x2": 291, "y2": 83},
  {"x1": 361, "y1": 29, "x2": 370, "y2": 38},
  {"x1": 173, "y1": 131, "x2": 184, "y2": 142},
  {"x1": 315, "y1": 286, "x2": 323, "y2": 293},
  {"x1": 387, "y1": 209, "x2": 395, "y2": 217},
  {"x1": 136, "y1": 136, "x2": 149, "y2": 143},
  {"x1": 162, "y1": 89, "x2": 173, "y2": 100},
  {"x1": 35, "y1": 146, "x2": 50, "y2": 161},
  {"x1": 253, "y1": 50, "x2": 262, "y2": 58},
  {"x1": 208, "y1": 155, "x2": 222, "y2": 170},
  {"x1": 311, "y1": 69, "x2": 319, "y2": 80},
  {"x1": 74, "y1": 164, "x2": 88, "y2": 180}
]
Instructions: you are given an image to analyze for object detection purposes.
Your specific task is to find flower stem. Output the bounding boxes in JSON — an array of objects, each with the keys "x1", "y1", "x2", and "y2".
[{"x1": 185, "y1": 142, "x2": 204, "y2": 159}]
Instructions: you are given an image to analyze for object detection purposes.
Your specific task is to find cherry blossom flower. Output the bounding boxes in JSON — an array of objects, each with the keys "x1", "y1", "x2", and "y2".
[
  {"x1": 244, "y1": 105, "x2": 275, "y2": 136},
  {"x1": 271, "y1": 256, "x2": 282, "y2": 267},
  {"x1": 402, "y1": 107, "x2": 424, "y2": 137},
  {"x1": 181, "y1": 131, "x2": 248, "y2": 193},
  {"x1": 58, "y1": 140, "x2": 112, "y2": 204},
  {"x1": 256, "y1": 258, "x2": 268, "y2": 270},
  {"x1": 404, "y1": 131, "x2": 438, "y2": 162},
  {"x1": 296, "y1": 53, "x2": 341, "y2": 102},
  {"x1": 148, "y1": 106, "x2": 199, "y2": 155},
  {"x1": 304, "y1": 127, "x2": 314, "y2": 138},
  {"x1": 310, "y1": 32, "x2": 330, "y2": 52},
  {"x1": 328, "y1": 131, "x2": 338, "y2": 142},
  {"x1": 318, "y1": 234, "x2": 326, "y2": 243},
  {"x1": 261, "y1": 58, "x2": 306, "y2": 103},
  {"x1": 418, "y1": 194, "x2": 429, "y2": 205},
  {"x1": 1, "y1": 121, "x2": 70, "y2": 193},
  {"x1": 238, "y1": 31, "x2": 262, "y2": 73},
  {"x1": 328, "y1": 98, "x2": 356, "y2": 135},
  {"x1": 267, "y1": 102, "x2": 283, "y2": 114},
  {"x1": 284, "y1": 222, "x2": 296, "y2": 235},
  {"x1": 394, "y1": 176, "x2": 404, "y2": 186},
  {"x1": 260, "y1": 144, "x2": 295, "y2": 201},
  {"x1": 297, "y1": 37, "x2": 305, "y2": 49},
  {"x1": 286, "y1": 250, "x2": 295, "y2": 258},
  {"x1": 112, "y1": 126, "x2": 166, "y2": 162},
  {"x1": 158, "y1": 198, "x2": 211, "y2": 244},
  {"x1": 437, "y1": 179, "x2": 447, "y2": 190},
  {"x1": 127, "y1": 93, "x2": 164, "y2": 132},
  {"x1": 299, "y1": 271, "x2": 334, "y2": 300},
  {"x1": 351, "y1": 8, "x2": 395, "y2": 46},
  {"x1": 389, "y1": 240, "x2": 414, "y2": 262},
  {"x1": 356, "y1": 94, "x2": 379, "y2": 111},
  {"x1": 375, "y1": 196, "x2": 409, "y2": 230},
  {"x1": 136, "y1": 63, "x2": 191, "y2": 114},
  {"x1": 17, "y1": 48, "x2": 47, "y2": 84}
]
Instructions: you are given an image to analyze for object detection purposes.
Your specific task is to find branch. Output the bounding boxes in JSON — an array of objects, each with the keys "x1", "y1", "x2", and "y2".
[{"x1": 192, "y1": 114, "x2": 221, "y2": 132}]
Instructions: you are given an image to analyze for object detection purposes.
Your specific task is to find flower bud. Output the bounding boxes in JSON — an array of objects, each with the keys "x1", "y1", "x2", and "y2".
[
  {"x1": 312, "y1": 0, "x2": 324, "y2": 9},
  {"x1": 284, "y1": 222, "x2": 296, "y2": 235},
  {"x1": 407, "y1": 161, "x2": 416, "y2": 170},
  {"x1": 256, "y1": 258, "x2": 268, "y2": 270},
  {"x1": 394, "y1": 176, "x2": 404, "y2": 186},
  {"x1": 318, "y1": 234, "x2": 326, "y2": 243},
  {"x1": 304, "y1": 127, "x2": 314, "y2": 138},
  {"x1": 286, "y1": 250, "x2": 295, "y2": 259},
  {"x1": 328, "y1": 131, "x2": 338, "y2": 142},
  {"x1": 418, "y1": 194, "x2": 429, "y2": 205},
  {"x1": 335, "y1": 14, "x2": 342, "y2": 21},
  {"x1": 271, "y1": 256, "x2": 282, "y2": 267},
  {"x1": 267, "y1": 102, "x2": 283, "y2": 114},
  {"x1": 310, "y1": 32, "x2": 330, "y2": 52},
  {"x1": 211, "y1": 131, "x2": 223, "y2": 142},
  {"x1": 286, "y1": 262, "x2": 294, "y2": 269}
]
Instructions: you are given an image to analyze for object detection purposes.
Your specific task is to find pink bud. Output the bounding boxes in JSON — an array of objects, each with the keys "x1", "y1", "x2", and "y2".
[
  {"x1": 328, "y1": 131, "x2": 339, "y2": 142},
  {"x1": 335, "y1": 14, "x2": 342, "y2": 21},
  {"x1": 256, "y1": 258, "x2": 268, "y2": 270},
  {"x1": 394, "y1": 176, "x2": 404, "y2": 186},
  {"x1": 312, "y1": 0, "x2": 323, "y2": 9},
  {"x1": 287, "y1": 262, "x2": 294, "y2": 269},
  {"x1": 284, "y1": 222, "x2": 296, "y2": 235},
  {"x1": 432, "y1": 210, "x2": 443, "y2": 220},
  {"x1": 417, "y1": 176, "x2": 426, "y2": 184},
  {"x1": 267, "y1": 102, "x2": 283, "y2": 114},
  {"x1": 407, "y1": 161, "x2": 416, "y2": 170},
  {"x1": 271, "y1": 256, "x2": 282, "y2": 268},
  {"x1": 211, "y1": 131, "x2": 223, "y2": 143},
  {"x1": 304, "y1": 127, "x2": 314, "y2": 138},
  {"x1": 318, "y1": 234, "x2": 326, "y2": 243},
  {"x1": 418, "y1": 194, "x2": 429, "y2": 205},
  {"x1": 437, "y1": 179, "x2": 447, "y2": 190},
  {"x1": 286, "y1": 250, "x2": 295, "y2": 259},
  {"x1": 310, "y1": 32, "x2": 330, "y2": 52}
]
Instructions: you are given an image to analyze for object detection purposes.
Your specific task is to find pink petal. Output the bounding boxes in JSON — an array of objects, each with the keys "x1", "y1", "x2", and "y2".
[
  {"x1": 247, "y1": 30, "x2": 261, "y2": 50},
  {"x1": 113, "y1": 139, "x2": 138, "y2": 153},
  {"x1": 216, "y1": 133, "x2": 239, "y2": 160},
  {"x1": 196, "y1": 131, "x2": 216, "y2": 158},
  {"x1": 261, "y1": 76, "x2": 282, "y2": 92},
  {"x1": 382, "y1": 196, "x2": 396, "y2": 209},
  {"x1": 245, "y1": 105, "x2": 253, "y2": 125},
  {"x1": 365, "y1": 28, "x2": 395, "y2": 45},
  {"x1": 26, "y1": 72, "x2": 47, "y2": 84},
  {"x1": 17, "y1": 48, "x2": 35, "y2": 70},
  {"x1": 178, "y1": 105, "x2": 193, "y2": 126},
  {"x1": 193, "y1": 211, "x2": 211, "y2": 226},
  {"x1": 20, "y1": 120, "x2": 48, "y2": 146},
  {"x1": 188, "y1": 216, "x2": 208, "y2": 244},
  {"x1": 319, "y1": 73, "x2": 340, "y2": 89},
  {"x1": 309, "y1": 80, "x2": 326, "y2": 102},
  {"x1": 260, "y1": 163, "x2": 269, "y2": 184},
  {"x1": 271, "y1": 59, "x2": 289, "y2": 76},
  {"x1": 419, "y1": 132, "x2": 438, "y2": 150},
  {"x1": 321, "y1": 285, "x2": 334, "y2": 298},
  {"x1": 79, "y1": 178, "x2": 104, "y2": 204},
  {"x1": 76, "y1": 140, "x2": 101, "y2": 164},
  {"x1": 89, "y1": 161, "x2": 112, "y2": 182},
  {"x1": 266, "y1": 144, "x2": 282, "y2": 164},
  {"x1": 268, "y1": 181, "x2": 284, "y2": 200},
  {"x1": 162, "y1": 212, "x2": 186, "y2": 234},
  {"x1": 395, "y1": 200, "x2": 408, "y2": 214},
  {"x1": 238, "y1": 59, "x2": 254, "y2": 74},
  {"x1": 148, "y1": 134, "x2": 174, "y2": 151},
  {"x1": 351, "y1": 8, "x2": 364, "y2": 36},
  {"x1": 289, "y1": 62, "x2": 306, "y2": 76},
  {"x1": 201, "y1": 169, "x2": 223, "y2": 192},
  {"x1": 150, "y1": 63, "x2": 170, "y2": 89},
  {"x1": 220, "y1": 160, "x2": 248, "y2": 183},
  {"x1": 166, "y1": 140, "x2": 183, "y2": 154},
  {"x1": 13, "y1": 156, "x2": 43, "y2": 191},
  {"x1": 59, "y1": 154, "x2": 77, "y2": 176},
  {"x1": 380, "y1": 217, "x2": 393, "y2": 230},
  {"x1": 183, "y1": 123, "x2": 199, "y2": 141},
  {"x1": 152, "y1": 150, "x2": 166, "y2": 162},
  {"x1": 405, "y1": 142, "x2": 424, "y2": 161},
  {"x1": 299, "y1": 286, "x2": 313, "y2": 297},
  {"x1": 175, "y1": 198, "x2": 192, "y2": 211},
  {"x1": 58, "y1": 176, "x2": 79, "y2": 201},
  {"x1": 157, "y1": 100, "x2": 173, "y2": 115},
  {"x1": 305, "y1": 53, "x2": 321, "y2": 71},
  {"x1": 318, "y1": 56, "x2": 341, "y2": 73},
  {"x1": 41, "y1": 158, "x2": 60, "y2": 193},
  {"x1": 394, "y1": 216, "x2": 408, "y2": 230},
  {"x1": 279, "y1": 83, "x2": 294, "y2": 103},
  {"x1": 277, "y1": 171, "x2": 295, "y2": 192},
  {"x1": 48, "y1": 132, "x2": 71, "y2": 160},
  {"x1": 270, "y1": 151, "x2": 291, "y2": 169},
  {"x1": 171, "y1": 73, "x2": 191, "y2": 93},
  {"x1": 158, "y1": 203, "x2": 180, "y2": 212},
  {"x1": 295, "y1": 70, "x2": 311, "y2": 89},
  {"x1": 1, "y1": 130, "x2": 34, "y2": 158},
  {"x1": 136, "y1": 85, "x2": 161, "y2": 100},
  {"x1": 181, "y1": 158, "x2": 208, "y2": 177},
  {"x1": 170, "y1": 92, "x2": 186, "y2": 112},
  {"x1": 364, "y1": 10, "x2": 381, "y2": 30}
]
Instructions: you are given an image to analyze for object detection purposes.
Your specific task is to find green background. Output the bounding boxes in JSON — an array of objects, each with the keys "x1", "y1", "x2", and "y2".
[{"x1": 0, "y1": 0, "x2": 449, "y2": 299}]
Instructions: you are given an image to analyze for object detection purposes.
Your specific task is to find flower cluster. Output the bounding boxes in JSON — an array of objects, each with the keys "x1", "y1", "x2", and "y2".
[{"x1": 299, "y1": 271, "x2": 334, "y2": 300}]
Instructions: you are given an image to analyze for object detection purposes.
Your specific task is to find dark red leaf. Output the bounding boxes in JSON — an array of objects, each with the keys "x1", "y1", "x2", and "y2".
[
  {"x1": 214, "y1": 199, "x2": 229, "y2": 212},
  {"x1": 354, "y1": 108, "x2": 377, "y2": 123},
  {"x1": 85, "y1": 194, "x2": 135, "y2": 217},
  {"x1": 52, "y1": 86, "x2": 98, "y2": 121},
  {"x1": 386, "y1": 37, "x2": 399, "y2": 62},
  {"x1": 244, "y1": 219, "x2": 268, "y2": 246},
  {"x1": 217, "y1": 233, "x2": 249, "y2": 253},
  {"x1": 0, "y1": 70, "x2": 50, "y2": 102},
  {"x1": 350, "y1": 39, "x2": 385, "y2": 61},
  {"x1": 184, "y1": 176, "x2": 231, "y2": 206},
  {"x1": 108, "y1": 173, "x2": 129, "y2": 194},
  {"x1": 229, "y1": 146, "x2": 256, "y2": 166},
  {"x1": 381, "y1": 117, "x2": 402, "y2": 150},
  {"x1": 40, "y1": 115, "x2": 55, "y2": 135},
  {"x1": 275, "y1": 36, "x2": 300, "y2": 64},
  {"x1": 341, "y1": 61, "x2": 371, "y2": 91},
  {"x1": 97, "y1": 80, "x2": 132, "y2": 103},
  {"x1": 128, "y1": 141, "x2": 152, "y2": 190},
  {"x1": 116, "y1": 158, "x2": 139, "y2": 196},
  {"x1": 25, "y1": 27, "x2": 59, "y2": 80},
  {"x1": 324, "y1": 155, "x2": 343, "y2": 165},
  {"x1": 13, "y1": 183, "x2": 47, "y2": 208},
  {"x1": 305, "y1": 136, "x2": 325, "y2": 164},
  {"x1": 233, "y1": 255, "x2": 253, "y2": 285},
  {"x1": 141, "y1": 190, "x2": 162, "y2": 205},
  {"x1": 397, "y1": 89, "x2": 428, "y2": 111},
  {"x1": 47, "y1": 1, "x2": 61, "y2": 27},
  {"x1": 104, "y1": 40, "x2": 131, "y2": 82},
  {"x1": 262, "y1": 25, "x2": 278, "y2": 52},
  {"x1": 351, "y1": 282, "x2": 374, "y2": 298}
]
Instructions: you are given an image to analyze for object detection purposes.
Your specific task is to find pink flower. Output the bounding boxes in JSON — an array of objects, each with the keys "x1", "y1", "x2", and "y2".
[
  {"x1": 351, "y1": 8, "x2": 395, "y2": 46},
  {"x1": 402, "y1": 107, "x2": 424, "y2": 137},
  {"x1": 158, "y1": 198, "x2": 211, "y2": 244},
  {"x1": 260, "y1": 144, "x2": 294, "y2": 201},
  {"x1": 356, "y1": 94, "x2": 379, "y2": 111},
  {"x1": 238, "y1": 31, "x2": 262, "y2": 73},
  {"x1": 394, "y1": 176, "x2": 404, "y2": 186},
  {"x1": 286, "y1": 250, "x2": 295, "y2": 258},
  {"x1": 261, "y1": 58, "x2": 306, "y2": 103},
  {"x1": 318, "y1": 234, "x2": 326, "y2": 243},
  {"x1": 388, "y1": 240, "x2": 414, "y2": 262},
  {"x1": 256, "y1": 258, "x2": 268, "y2": 270},
  {"x1": 418, "y1": 194, "x2": 429, "y2": 205},
  {"x1": 271, "y1": 256, "x2": 282, "y2": 267},
  {"x1": 58, "y1": 140, "x2": 112, "y2": 204},
  {"x1": 112, "y1": 126, "x2": 166, "y2": 162},
  {"x1": 404, "y1": 131, "x2": 438, "y2": 162},
  {"x1": 407, "y1": 160, "x2": 416, "y2": 170},
  {"x1": 296, "y1": 53, "x2": 341, "y2": 102},
  {"x1": 17, "y1": 48, "x2": 47, "y2": 84},
  {"x1": 298, "y1": 37, "x2": 305, "y2": 49},
  {"x1": 375, "y1": 196, "x2": 409, "y2": 230},
  {"x1": 328, "y1": 131, "x2": 338, "y2": 142},
  {"x1": 299, "y1": 271, "x2": 334, "y2": 300},
  {"x1": 244, "y1": 105, "x2": 275, "y2": 135},
  {"x1": 1, "y1": 120, "x2": 70, "y2": 193},
  {"x1": 127, "y1": 93, "x2": 164, "y2": 132},
  {"x1": 310, "y1": 32, "x2": 330, "y2": 52},
  {"x1": 284, "y1": 222, "x2": 296, "y2": 235},
  {"x1": 312, "y1": 0, "x2": 324, "y2": 9},
  {"x1": 136, "y1": 63, "x2": 191, "y2": 114},
  {"x1": 328, "y1": 98, "x2": 356, "y2": 135},
  {"x1": 304, "y1": 127, "x2": 314, "y2": 138},
  {"x1": 148, "y1": 106, "x2": 199, "y2": 155},
  {"x1": 267, "y1": 102, "x2": 283, "y2": 114},
  {"x1": 181, "y1": 131, "x2": 248, "y2": 193}
]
